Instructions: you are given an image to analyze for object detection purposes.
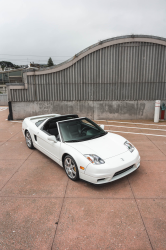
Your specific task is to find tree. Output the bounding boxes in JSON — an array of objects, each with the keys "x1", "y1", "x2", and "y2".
[
  {"x1": 47, "y1": 57, "x2": 54, "y2": 67},
  {"x1": 0, "y1": 61, "x2": 20, "y2": 71},
  {"x1": 0, "y1": 61, "x2": 14, "y2": 68}
]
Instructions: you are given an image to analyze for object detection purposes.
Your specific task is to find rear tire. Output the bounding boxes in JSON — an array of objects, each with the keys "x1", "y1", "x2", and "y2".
[
  {"x1": 64, "y1": 155, "x2": 79, "y2": 181},
  {"x1": 25, "y1": 131, "x2": 34, "y2": 149}
]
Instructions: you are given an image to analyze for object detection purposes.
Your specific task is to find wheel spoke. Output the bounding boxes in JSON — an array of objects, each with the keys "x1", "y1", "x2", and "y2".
[
  {"x1": 68, "y1": 158, "x2": 71, "y2": 165},
  {"x1": 70, "y1": 171, "x2": 74, "y2": 178},
  {"x1": 65, "y1": 157, "x2": 77, "y2": 180},
  {"x1": 72, "y1": 169, "x2": 76, "y2": 176}
]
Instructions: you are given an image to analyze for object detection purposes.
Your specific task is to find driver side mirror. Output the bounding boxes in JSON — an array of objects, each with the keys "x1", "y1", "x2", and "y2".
[{"x1": 47, "y1": 135, "x2": 57, "y2": 143}]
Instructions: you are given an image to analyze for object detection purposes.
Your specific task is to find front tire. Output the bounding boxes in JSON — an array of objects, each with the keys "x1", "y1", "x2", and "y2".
[
  {"x1": 64, "y1": 155, "x2": 79, "y2": 181},
  {"x1": 25, "y1": 131, "x2": 34, "y2": 149}
]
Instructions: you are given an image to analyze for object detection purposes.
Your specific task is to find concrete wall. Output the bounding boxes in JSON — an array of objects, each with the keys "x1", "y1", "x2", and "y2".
[
  {"x1": 12, "y1": 100, "x2": 166, "y2": 120},
  {"x1": 0, "y1": 94, "x2": 8, "y2": 106}
]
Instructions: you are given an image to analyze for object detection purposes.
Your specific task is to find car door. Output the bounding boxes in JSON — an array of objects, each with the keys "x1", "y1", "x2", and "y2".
[{"x1": 35, "y1": 129, "x2": 61, "y2": 164}]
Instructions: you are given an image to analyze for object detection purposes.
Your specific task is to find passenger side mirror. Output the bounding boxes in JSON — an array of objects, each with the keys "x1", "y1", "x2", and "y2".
[
  {"x1": 100, "y1": 124, "x2": 105, "y2": 130},
  {"x1": 47, "y1": 135, "x2": 57, "y2": 143}
]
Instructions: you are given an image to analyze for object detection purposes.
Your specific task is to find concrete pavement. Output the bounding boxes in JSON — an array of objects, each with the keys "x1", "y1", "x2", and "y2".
[{"x1": 0, "y1": 108, "x2": 166, "y2": 250}]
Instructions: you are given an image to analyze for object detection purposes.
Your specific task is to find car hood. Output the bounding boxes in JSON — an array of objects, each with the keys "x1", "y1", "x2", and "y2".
[{"x1": 67, "y1": 132, "x2": 128, "y2": 160}]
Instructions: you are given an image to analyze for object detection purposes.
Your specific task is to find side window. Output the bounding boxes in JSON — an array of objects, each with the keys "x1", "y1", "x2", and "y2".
[{"x1": 43, "y1": 121, "x2": 60, "y2": 141}]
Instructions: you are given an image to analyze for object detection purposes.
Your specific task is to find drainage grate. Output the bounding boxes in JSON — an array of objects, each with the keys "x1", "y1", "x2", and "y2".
[{"x1": 113, "y1": 165, "x2": 134, "y2": 177}]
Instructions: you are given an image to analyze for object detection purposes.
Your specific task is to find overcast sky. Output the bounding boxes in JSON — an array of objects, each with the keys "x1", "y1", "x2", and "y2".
[{"x1": 0, "y1": 0, "x2": 166, "y2": 65}]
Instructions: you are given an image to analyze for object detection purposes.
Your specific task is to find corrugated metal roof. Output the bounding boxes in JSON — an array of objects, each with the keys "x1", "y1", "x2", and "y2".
[{"x1": 32, "y1": 35, "x2": 166, "y2": 73}]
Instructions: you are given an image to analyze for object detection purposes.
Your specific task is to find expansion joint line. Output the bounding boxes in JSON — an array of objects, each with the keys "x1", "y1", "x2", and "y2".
[
  {"x1": 146, "y1": 135, "x2": 166, "y2": 157},
  {"x1": 0, "y1": 151, "x2": 33, "y2": 191},
  {"x1": 51, "y1": 178, "x2": 69, "y2": 250},
  {"x1": 127, "y1": 177, "x2": 154, "y2": 250},
  {"x1": 0, "y1": 130, "x2": 21, "y2": 147},
  {"x1": 126, "y1": 123, "x2": 156, "y2": 250}
]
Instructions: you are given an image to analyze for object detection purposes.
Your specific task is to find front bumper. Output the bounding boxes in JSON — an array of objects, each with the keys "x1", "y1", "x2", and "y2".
[{"x1": 80, "y1": 149, "x2": 140, "y2": 184}]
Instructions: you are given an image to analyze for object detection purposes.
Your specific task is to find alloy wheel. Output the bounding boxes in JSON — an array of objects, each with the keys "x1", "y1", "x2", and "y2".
[
  {"x1": 26, "y1": 131, "x2": 32, "y2": 148},
  {"x1": 64, "y1": 157, "x2": 77, "y2": 179}
]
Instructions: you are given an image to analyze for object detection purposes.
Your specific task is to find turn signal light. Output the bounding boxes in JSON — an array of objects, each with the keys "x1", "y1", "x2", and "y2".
[
  {"x1": 80, "y1": 166, "x2": 85, "y2": 170},
  {"x1": 87, "y1": 157, "x2": 94, "y2": 163}
]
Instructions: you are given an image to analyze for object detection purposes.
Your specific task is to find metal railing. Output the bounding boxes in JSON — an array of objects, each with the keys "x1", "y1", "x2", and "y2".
[{"x1": 0, "y1": 85, "x2": 7, "y2": 94}]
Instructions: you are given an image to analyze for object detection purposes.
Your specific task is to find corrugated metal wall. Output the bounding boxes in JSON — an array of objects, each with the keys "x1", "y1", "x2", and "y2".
[{"x1": 10, "y1": 42, "x2": 166, "y2": 101}]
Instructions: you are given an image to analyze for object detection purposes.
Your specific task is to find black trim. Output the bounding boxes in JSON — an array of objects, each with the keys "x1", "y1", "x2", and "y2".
[
  {"x1": 97, "y1": 178, "x2": 106, "y2": 182},
  {"x1": 8, "y1": 101, "x2": 13, "y2": 120},
  {"x1": 113, "y1": 165, "x2": 134, "y2": 177}
]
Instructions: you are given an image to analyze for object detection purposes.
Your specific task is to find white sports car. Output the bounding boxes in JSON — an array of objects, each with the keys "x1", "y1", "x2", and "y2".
[{"x1": 22, "y1": 114, "x2": 140, "y2": 184}]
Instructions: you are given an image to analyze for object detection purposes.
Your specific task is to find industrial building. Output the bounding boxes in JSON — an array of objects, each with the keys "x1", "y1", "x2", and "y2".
[{"x1": 4, "y1": 35, "x2": 166, "y2": 120}]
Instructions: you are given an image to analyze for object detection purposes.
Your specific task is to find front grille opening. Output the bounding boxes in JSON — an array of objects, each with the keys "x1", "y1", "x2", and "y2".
[{"x1": 113, "y1": 165, "x2": 134, "y2": 177}]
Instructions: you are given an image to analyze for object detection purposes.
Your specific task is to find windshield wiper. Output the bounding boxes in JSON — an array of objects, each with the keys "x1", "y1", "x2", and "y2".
[
  {"x1": 65, "y1": 140, "x2": 81, "y2": 143},
  {"x1": 90, "y1": 132, "x2": 107, "y2": 140}
]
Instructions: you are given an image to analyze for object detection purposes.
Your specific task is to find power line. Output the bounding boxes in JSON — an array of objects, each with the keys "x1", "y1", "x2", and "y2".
[
  {"x1": 0, "y1": 54, "x2": 72, "y2": 57},
  {"x1": 0, "y1": 59, "x2": 65, "y2": 61}
]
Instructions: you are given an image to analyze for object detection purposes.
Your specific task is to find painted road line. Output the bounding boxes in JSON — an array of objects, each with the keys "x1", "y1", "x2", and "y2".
[
  {"x1": 0, "y1": 107, "x2": 8, "y2": 111},
  {"x1": 95, "y1": 120, "x2": 166, "y2": 127},
  {"x1": 106, "y1": 130, "x2": 166, "y2": 137},
  {"x1": 105, "y1": 124, "x2": 166, "y2": 132},
  {"x1": 10, "y1": 121, "x2": 22, "y2": 123},
  {"x1": 107, "y1": 121, "x2": 166, "y2": 126},
  {"x1": 95, "y1": 120, "x2": 106, "y2": 122}
]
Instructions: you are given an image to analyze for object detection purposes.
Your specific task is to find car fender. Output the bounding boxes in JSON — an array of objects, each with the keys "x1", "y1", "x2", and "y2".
[
  {"x1": 60, "y1": 142, "x2": 90, "y2": 174},
  {"x1": 22, "y1": 119, "x2": 38, "y2": 143}
]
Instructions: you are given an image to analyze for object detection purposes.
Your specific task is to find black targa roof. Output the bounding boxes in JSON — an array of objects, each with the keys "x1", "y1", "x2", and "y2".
[{"x1": 46, "y1": 114, "x2": 79, "y2": 125}]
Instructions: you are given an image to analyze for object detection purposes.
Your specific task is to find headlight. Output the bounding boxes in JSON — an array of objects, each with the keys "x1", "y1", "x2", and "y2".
[
  {"x1": 124, "y1": 141, "x2": 135, "y2": 153},
  {"x1": 84, "y1": 154, "x2": 105, "y2": 164}
]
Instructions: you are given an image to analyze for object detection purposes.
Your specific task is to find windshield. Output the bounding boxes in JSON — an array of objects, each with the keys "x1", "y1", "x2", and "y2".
[{"x1": 58, "y1": 118, "x2": 107, "y2": 142}]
